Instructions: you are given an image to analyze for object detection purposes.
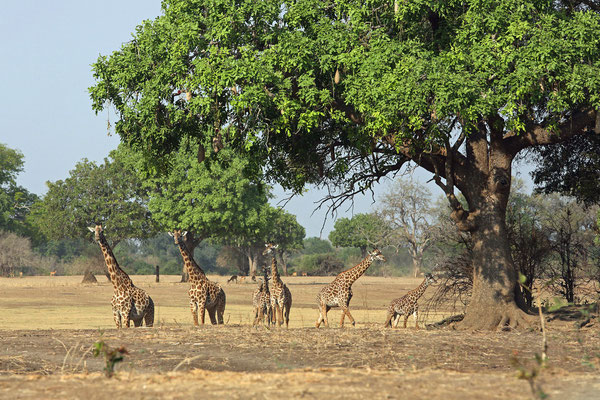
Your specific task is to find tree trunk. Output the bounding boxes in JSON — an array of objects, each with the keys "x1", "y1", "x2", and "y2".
[
  {"x1": 412, "y1": 254, "x2": 422, "y2": 278},
  {"x1": 459, "y1": 205, "x2": 533, "y2": 330},
  {"x1": 276, "y1": 250, "x2": 287, "y2": 276},
  {"x1": 247, "y1": 252, "x2": 259, "y2": 277}
]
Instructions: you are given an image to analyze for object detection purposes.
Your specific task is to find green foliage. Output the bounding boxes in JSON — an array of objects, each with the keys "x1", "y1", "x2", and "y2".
[
  {"x1": 302, "y1": 237, "x2": 334, "y2": 255},
  {"x1": 92, "y1": 337, "x2": 128, "y2": 378},
  {"x1": 328, "y1": 213, "x2": 384, "y2": 253},
  {"x1": 90, "y1": 0, "x2": 600, "y2": 194},
  {"x1": 290, "y1": 252, "x2": 345, "y2": 276},
  {"x1": 29, "y1": 149, "x2": 157, "y2": 245},
  {"x1": 0, "y1": 143, "x2": 38, "y2": 236}
]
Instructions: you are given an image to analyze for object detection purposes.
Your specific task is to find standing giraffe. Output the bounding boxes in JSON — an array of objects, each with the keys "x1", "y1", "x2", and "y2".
[
  {"x1": 315, "y1": 249, "x2": 386, "y2": 328},
  {"x1": 384, "y1": 273, "x2": 436, "y2": 329},
  {"x1": 88, "y1": 225, "x2": 154, "y2": 328},
  {"x1": 252, "y1": 266, "x2": 272, "y2": 327},
  {"x1": 169, "y1": 230, "x2": 226, "y2": 326},
  {"x1": 263, "y1": 244, "x2": 292, "y2": 328}
]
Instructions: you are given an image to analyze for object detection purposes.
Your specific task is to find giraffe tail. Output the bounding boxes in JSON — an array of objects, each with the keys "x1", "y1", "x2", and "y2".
[{"x1": 144, "y1": 297, "x2": 155, "y2": 327}]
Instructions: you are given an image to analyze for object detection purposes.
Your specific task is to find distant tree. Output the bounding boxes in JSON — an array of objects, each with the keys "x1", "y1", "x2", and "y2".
[
  {"x1": 227, "y1": 205, "x2": 305, "y2": 276},
  {"x1": 302, "y1": 237, "x2": 334, "y2": 255},
  {"x1": 378, "y1": 178, "x2": 438, "y2": 277},
  {"x1": 0, "y1": 230, "x2": 52, "y2": 277},
  {"x1": 29, "y1": 149, "x2": 157, "y2": 246},
  {"x1": 541, "y1": 196, "x2": 597, "y2": 303},
  {"x1": 505, "y1": 184, "x2": 553, "y2": 308},
  {"x1": 264, "y1": 208, "x2": 305, "y2": 275},
  {"x1": 329, "y1": 213, "x2": 385, "y2": 258},
  {"x1": 0, "y1": 143, "x2": 38, "y2": 236}
]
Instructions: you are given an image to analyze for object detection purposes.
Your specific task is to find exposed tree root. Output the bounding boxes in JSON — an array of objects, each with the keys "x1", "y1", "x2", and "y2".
[{"x1": 457, "y1": 304, "x2": 538, "y2": 331}]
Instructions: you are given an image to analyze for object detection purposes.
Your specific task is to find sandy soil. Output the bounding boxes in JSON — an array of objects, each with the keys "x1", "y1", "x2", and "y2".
[{"x1": 0, "y1": 275, "x2": 598, "y2": 399}]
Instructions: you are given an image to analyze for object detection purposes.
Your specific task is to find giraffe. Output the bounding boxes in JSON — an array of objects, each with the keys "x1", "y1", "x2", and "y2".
[
  {"x1": 252, "y1": 266, "x2": 272, "y2": 327},
  {"x1": 384, "y1": 273, "x2": 436, "y2": 329},
  {"x1": 315, "y1": 249, "x2": 386, "y2": 328},
  {"x1": 263, "y1": 243, "x2": 292, "y2": 328},
  {"x1": 88, "y1": 225, "x2": 154, "y2": 328},
  {"x1": 169, "y1": 230, "x2": 226, "y2": 326}
]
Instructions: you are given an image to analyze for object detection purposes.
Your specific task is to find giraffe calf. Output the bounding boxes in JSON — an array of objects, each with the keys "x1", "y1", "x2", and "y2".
[{"x1": 384, "y1": 273, "x2": 436, "y2": 329}]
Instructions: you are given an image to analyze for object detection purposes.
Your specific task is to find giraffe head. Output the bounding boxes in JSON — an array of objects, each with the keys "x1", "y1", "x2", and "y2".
[
  {"x1": 168, "y1": 229, "x2": 188, "y2": 246},
  {"x1": 368, "y1": 248, "x2": 386, "y2": 262},
  {"x1": 263, "y1": 243, "x2": 278, "y2": 256},
  {"x1": 424, "y1": 273, "x2": 436, "y2": 286},
  {"x1": 87, "y1": 224, "x2": 104, "y2": 242}
]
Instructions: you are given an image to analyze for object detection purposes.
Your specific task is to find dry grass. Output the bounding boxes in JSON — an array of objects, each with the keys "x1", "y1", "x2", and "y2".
[{"x1": 0, "y1": 275, "x2": 451, "y2": 330}]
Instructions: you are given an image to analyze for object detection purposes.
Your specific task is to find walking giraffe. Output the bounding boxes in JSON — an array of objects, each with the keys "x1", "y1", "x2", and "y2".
[
  {"x1": 263, "y1": 244, "x2": 292, "y2": 328},
  {"x1": 316, "y1": 249, "x2": 386, "y2": 328},
  {"x1": 384, "y1": 273, "x2": 436, "y2": 329},
  {"x1": 252, "y1": 266, "x2": 272, "y2": 327},
  {"x1": 169, "y1": 230, "x2": 226, "y2": 325},
  {"x1": 88, "y1": 225, "x2": 154, "y2": 328}
]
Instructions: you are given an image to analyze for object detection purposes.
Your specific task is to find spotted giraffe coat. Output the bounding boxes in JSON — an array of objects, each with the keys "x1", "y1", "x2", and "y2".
[
  {"x1": 89, "y1": 225, "x2": 154, "y2": 328},
  {"x1": 252, "y1": 268, "x2": 272, "y2": 326},
  {"x1": 384, "y1": 274, "x2": 436, "y2": 328},
  {"x1": 263, "y1": 244, "x2": 292, "y2": 328},
  {"x1": 316, "y1": 249, "x2": 386, "y2": 328},
  {"x1": 171, "y1": 230, "x2": 226, "y2": 325}
]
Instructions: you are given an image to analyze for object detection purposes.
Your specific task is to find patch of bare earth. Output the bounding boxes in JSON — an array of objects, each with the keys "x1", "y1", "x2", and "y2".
[{"x1": 1, "y1": 323, "x2": 599, "y2": 399}]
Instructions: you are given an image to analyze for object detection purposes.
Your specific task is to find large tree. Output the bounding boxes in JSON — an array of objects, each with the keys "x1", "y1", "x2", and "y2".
[{"x1": 90, "y1": 0, "x2": 600, "y2": 329}]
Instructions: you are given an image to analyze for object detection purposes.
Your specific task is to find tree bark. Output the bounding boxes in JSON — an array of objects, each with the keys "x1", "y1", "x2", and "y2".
[
  {"x1": 459, "y1": 204, "x2": 533, "y2": 330},
  {"x1": 412, "y1": 254, "x2": 422, "y2": 278}
]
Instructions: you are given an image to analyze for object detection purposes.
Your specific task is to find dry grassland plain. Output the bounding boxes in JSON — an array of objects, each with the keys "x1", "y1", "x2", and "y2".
[{"x1": 1, "y1": 275, "x2": 599, "y2": 399}]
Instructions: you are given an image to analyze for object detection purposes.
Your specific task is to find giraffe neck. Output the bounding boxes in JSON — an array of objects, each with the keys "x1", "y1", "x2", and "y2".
[
  {"x1": 263, "y1": 269, "x2": 270, "y2": 294},
  {"x1": 338, "y1": 254, "x2": 374, "y2": 287},
  {"x1": 177, "y1": 242, "x2": 206, "y2": 282},
  {"x1": 97, "y1": 233, "x2": 132, "y2": 289},
  {"x1": 408, "y1": 279, "x2": 429, "y2": 300},
  {"x1": 270, "y1": 256, "x2": 282, "y2": 285}
]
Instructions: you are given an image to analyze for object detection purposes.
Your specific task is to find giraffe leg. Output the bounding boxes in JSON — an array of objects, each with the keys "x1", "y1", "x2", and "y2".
[
  {"x1": 113, "y1": 308, "x2": 121, "y2": 329},
  {"x1": 199, "y1": 300, "x2": 207, "y2": 325},
  {"x1": 340, "y1": 307, "x2": 355, "y2": 327},
  {"x1": 208, "y1": 307, "x2": 217, "y2": 325},
  {"x1": 284, "y1": 303, "x2": 290, "y2": 329},
  {"x1": 393, "y1": 313, "x2": 401, "y2": 328},
  {"x1": 191, "y1": 302, "x2": 199, "y2": 326},
  {"x1": 323, "y1": 305, "x2": 331, "y2": 328},
  {"x1": 123, "y1": 304, "x2": 132, "y2": 328},
  {"x1": 383, "y1": 312, "x2": 394, "y2": 328},
  {"x1": 414, "y1": 310, "x2": 419, "y2": 329},
  {"x1": 274, "y1": 304, "x2": 283, "y2": 327},
  {"x1": 217, "y1": 293, "x2": 226, "y2": 324},
  {"x1": 144, "y1": 298, "x2": 154, "y2": 327},
  {"x1": 403, "y1": 315, "x2": 409, "y2": 328},
  {"x1": 253, "y1": 306, "x2": 260, "y2": 327}
]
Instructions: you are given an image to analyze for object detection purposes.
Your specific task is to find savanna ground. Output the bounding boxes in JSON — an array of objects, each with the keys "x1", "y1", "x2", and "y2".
[{"x1": 1, "y1": 275, "x2": 599, "y2": 399}]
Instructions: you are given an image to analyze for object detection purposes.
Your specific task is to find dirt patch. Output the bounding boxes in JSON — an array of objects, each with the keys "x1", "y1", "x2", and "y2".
[{"x1": 0, "y1": 325, "x2": 599, "y2": 399}]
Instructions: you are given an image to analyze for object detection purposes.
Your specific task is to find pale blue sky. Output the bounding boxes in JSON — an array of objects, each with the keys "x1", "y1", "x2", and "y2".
[{"x1": 0, "y1": 1, "x2": 533, "y2": 238}]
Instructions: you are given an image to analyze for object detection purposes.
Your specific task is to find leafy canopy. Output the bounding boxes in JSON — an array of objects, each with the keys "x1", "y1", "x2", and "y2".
[{"x1": 90, "y1": 0, "x2": 600, "y2": 198}]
